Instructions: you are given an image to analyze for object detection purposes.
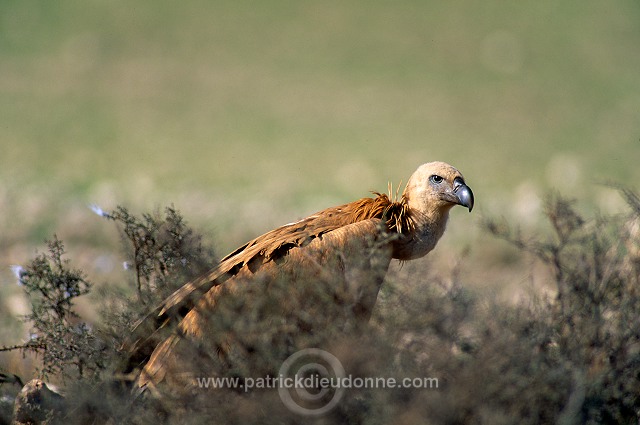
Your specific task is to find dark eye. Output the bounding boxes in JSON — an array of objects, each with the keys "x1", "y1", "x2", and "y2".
[{"x1": 430, "y1": 175, "x2": 444, "y2": 184}]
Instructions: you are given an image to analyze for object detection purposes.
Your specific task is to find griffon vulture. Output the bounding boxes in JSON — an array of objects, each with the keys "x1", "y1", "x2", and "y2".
[{"x1": 130, "y1": 161, "x2": 474, "y2": 393}]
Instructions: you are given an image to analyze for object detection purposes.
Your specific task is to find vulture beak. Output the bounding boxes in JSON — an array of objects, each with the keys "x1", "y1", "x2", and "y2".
[{"x1": 453, "y1": 177, "x2": 474, "y2": 212}]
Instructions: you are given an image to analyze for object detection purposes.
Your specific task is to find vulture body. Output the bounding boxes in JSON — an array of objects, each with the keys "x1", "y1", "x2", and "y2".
[{"x1": 129, "y1": 161, "x2": 474, "y2": 393}]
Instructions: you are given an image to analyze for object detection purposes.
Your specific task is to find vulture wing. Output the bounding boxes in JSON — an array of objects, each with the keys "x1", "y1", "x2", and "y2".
[
  {"x1": 159, "y1": 194, "x2": 397, "y2": 317},
  {"x1": 137, "y1": 217, "x2": 398, "y2": 390},
  {"x1": 124, "y1": 193, "x2": 412, "y2": 380}
]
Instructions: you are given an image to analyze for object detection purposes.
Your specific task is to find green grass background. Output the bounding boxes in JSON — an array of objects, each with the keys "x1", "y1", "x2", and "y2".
[{"x1": 1, "y1": 0, "x2": 639, "y2": 337}]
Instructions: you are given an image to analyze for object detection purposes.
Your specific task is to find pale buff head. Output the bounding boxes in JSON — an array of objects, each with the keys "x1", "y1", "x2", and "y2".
[
  {"x1": 403, "y1": 161, "x2": 473, "y2": 217},
  {"x1": 393, "y1": 162, "x2": 474, "y2": 260}
]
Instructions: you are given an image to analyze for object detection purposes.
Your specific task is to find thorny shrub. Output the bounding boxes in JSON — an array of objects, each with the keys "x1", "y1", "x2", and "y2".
[{"x1": 1, "y1": 237, "x2": 101, "y2": 380}]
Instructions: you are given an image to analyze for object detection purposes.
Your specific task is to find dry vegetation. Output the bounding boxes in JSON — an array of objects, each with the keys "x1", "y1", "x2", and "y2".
[{"x1": 1, "y1": 188, "x2": 639, "y2": 424}]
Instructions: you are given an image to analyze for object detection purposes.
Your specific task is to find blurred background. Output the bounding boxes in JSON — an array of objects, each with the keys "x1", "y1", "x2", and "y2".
[{"x1": 1, "y1": 0, "x2": 639, "y2": 352}]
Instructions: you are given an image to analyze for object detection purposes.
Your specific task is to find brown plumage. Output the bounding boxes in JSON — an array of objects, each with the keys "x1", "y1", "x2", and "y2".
[{"x1": 130, "y1": 161, "x2": 474, "y2": 392}]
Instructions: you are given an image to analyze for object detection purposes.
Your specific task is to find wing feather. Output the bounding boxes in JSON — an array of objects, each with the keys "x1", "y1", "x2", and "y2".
[{"x1": 158, "y1": 194, "x2": 395, "y2": 316}]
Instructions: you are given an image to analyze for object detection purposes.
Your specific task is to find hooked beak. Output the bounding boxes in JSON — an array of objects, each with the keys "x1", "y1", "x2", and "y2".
[{"x1": 453, "y1": 177, "x2": 474, "y2": 212}]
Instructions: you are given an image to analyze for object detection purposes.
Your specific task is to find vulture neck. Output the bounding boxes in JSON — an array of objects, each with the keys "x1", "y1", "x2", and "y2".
[{"x1": 391, "y1": 195, "x2": 453, "y2": 261}]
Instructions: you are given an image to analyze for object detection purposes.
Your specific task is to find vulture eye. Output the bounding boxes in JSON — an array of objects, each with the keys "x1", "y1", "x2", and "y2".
[{"x1": 430, "y1": 175, "x2": 444, "y2": 184}]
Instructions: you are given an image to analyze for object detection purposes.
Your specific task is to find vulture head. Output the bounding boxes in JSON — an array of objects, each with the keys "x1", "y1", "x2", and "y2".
[
  {"x1": 395, "y1": 161, "x2": 474, "y2": 260},
  {"x1": 405, "y1": 161, "x2": 474, "y2": 213}
]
